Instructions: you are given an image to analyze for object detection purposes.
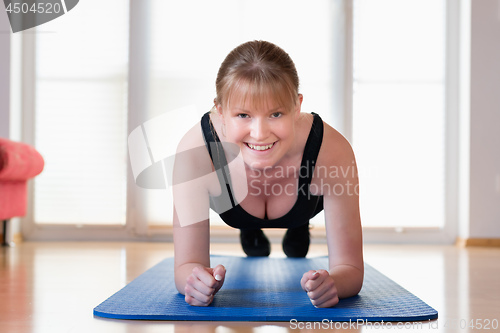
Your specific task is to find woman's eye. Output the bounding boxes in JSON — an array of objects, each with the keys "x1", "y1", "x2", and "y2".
[
  {"x1": 237, "y1": 114, "x2": 249, "y2": 119},
  {"x1": 271, "y1": 112, "x2": 282, "y2": 118}
]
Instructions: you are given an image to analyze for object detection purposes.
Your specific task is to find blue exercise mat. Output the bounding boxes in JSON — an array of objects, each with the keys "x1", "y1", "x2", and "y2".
[{"x1": 93, "y1": 256, "x2": 438, "y2": 322}]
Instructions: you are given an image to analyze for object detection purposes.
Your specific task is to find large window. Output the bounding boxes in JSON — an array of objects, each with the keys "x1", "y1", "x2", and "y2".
[
  {"x1": 22, "y1": 0, "x2": 453, "y2": 241},
  {"x1": 144, "y1": 0, "x2": 339, "y2": 226},
  {"x1": 352, "y1": 0, "x2": 446, "y2": 228},
  {"x1": 33, "y1": 0, "x2": 129, "y2": 225}
]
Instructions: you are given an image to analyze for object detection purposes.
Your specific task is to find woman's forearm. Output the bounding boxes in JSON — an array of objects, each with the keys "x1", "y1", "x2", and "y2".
[
  {"x1": 174, "y1": 262, "x2": 205, "y2": 295},
  {"x1": 329, "y1": 264, "x2": 364, "y2": 299}
]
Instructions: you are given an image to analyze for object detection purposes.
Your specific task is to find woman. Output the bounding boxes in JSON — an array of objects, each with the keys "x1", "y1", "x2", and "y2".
[{"x1": 172, "y1": 40, "x2": 363, "y2": 308}]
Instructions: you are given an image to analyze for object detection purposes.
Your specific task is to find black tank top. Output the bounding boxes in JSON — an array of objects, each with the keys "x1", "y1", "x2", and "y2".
[{"x1": 201, "y1": 112, "x2": 324, "y2": 230}]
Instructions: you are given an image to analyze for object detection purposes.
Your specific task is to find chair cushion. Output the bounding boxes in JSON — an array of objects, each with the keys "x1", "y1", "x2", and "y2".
[{"x1": 0, "y1": 138, "x2": 44, "y2": 181}]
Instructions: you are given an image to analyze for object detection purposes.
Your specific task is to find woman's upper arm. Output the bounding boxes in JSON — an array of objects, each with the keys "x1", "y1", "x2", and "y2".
[
  {"x1": 317, "y1": 123, "x2": 364, "y2": 272},
  {"x1": 172, "y1": 122, "x2": 215, "y2": 268}
]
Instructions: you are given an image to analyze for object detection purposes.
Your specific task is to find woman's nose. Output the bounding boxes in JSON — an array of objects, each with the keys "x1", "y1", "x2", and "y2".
[{"x1": 250, "y1": 118, "x2": 269, "y2": 141}]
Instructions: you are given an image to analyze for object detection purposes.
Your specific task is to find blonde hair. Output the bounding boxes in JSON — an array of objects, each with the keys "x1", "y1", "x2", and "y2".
[{"x1": 214, "y1": 40, "x2": 300, "y2": 112}]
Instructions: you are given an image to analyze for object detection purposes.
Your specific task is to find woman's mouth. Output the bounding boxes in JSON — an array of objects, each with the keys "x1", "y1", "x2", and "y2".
[{"x1": 245, "y1": 142, "x2": 276, "y2": 151}]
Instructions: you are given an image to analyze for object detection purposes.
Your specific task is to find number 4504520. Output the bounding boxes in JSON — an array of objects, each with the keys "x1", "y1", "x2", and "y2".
[
  {"x1": 5, "y1": 2, "x2": 63, "y2": 14},
  {"x1": 444, "y1": 319, "x2": 498, "y2": 330}
]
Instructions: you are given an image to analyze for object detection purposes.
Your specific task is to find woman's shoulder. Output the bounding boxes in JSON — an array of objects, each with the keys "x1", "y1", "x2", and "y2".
[
  {"x1": 300, "y1": 112, "x2": 354, "y2": 160},
  {"x1": 315, "y1": 116, "x2": 357, "y2": 182},
  {"x1": 173, "y1": 118, "x2": 215, "y2": 186},
  {"x1": 322, "y1": 120, "x2": 354, "y2": 158},
  {"x1": 176, "y1": 118, "x2": 205, "y2": 153}
]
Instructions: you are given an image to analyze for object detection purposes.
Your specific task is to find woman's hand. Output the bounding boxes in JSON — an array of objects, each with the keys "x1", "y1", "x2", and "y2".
[
  {"x1": 301, "y1": 269, "x2": 339, "y2": 308},
  {"x1": 184, "y1": 264, "x2": 226, "y2": 306}
]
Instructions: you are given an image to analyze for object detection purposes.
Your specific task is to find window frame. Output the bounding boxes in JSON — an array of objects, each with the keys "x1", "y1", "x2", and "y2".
[
  {"x1": 352, "y1": 0, "x2": 460, "y2": 244},
  {"x1": 19, "y1": 0, "x2": 459, "y2": 244}
]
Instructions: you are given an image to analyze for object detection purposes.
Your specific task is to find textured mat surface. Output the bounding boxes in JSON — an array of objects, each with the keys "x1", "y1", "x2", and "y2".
[{"x1": 93, "y1": 256, "x2": 438, "y2": 322}]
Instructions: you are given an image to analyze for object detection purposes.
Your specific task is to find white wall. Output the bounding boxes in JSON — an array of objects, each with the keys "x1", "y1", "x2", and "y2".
[
  {"x1": 466, "y1": 0, "x2": 500, "y2": 238},
  {"x1": 0, "y1": 7, "x2": 10, "y2": 138}
]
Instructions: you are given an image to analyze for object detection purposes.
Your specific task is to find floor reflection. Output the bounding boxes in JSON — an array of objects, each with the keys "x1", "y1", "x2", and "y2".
[{"x1": 1, "y1": 242, "x2": 499, "y2": 333}]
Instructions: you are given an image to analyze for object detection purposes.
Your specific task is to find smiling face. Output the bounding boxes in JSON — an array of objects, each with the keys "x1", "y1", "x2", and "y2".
[
  {"x1": 213, "y1": 41, "x2": 303, "y2": 170},
  {"x1": 217, "y1": 89, "x2": 302, "y2": 170}
]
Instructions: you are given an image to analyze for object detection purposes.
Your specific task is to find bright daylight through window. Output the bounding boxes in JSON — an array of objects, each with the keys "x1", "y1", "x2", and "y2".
[
  {"x1": 29, "y1": 0, "x2": 446, "y2": 232},
  {"x1": 352, "y1": 0, "x2": 446, "y2": 228}
]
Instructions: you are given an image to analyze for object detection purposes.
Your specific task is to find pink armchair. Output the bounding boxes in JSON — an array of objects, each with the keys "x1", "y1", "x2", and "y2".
[{"x1": 0, "y1": 138, "x2": 44, "y2": 246}]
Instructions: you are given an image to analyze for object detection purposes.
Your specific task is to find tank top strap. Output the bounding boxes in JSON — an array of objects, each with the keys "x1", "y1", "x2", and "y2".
[
  {"x1": 298, "y1": 112, "x2": 324, "y2": 189},
  {"x1": 201, "y1": 112, "x2": 227, "y2": 171},
  {"x1": 201, "y1": 112, "x2": 236, "y2": 208}
]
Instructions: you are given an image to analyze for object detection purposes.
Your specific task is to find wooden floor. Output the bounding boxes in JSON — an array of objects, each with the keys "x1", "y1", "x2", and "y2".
[{"x1": 1, "y1": 241, "x2": 499, "y2": 333}]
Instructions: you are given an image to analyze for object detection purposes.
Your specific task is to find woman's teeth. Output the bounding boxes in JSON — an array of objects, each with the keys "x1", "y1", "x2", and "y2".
[{"x1": 247, "y1": 143, "x2": 274, "y2": 151}]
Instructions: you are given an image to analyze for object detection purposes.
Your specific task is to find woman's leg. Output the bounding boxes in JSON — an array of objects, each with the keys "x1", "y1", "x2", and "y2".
[
  {"x1": 282, "y1": 223, "x2": 310, "y2": 258},
  {"x1": 240, "y1": 229, "x2": 271, "y2": 257}
]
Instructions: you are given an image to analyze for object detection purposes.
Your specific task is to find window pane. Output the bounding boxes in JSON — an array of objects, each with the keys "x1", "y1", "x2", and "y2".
[
  {"x1": 33, "y1": 0, "x2": 129, "y2": 225},
  {"x1": 352, "y1": 0, "x2": 446, "y2": 228},
  {"x1": 146, "y1": 0, "x2": 339, "y2": 225}
]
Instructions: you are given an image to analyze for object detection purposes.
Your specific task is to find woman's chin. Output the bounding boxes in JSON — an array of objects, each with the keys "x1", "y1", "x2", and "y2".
[
  {"x1": 241, "y1": 142, "x2": 289, "y2": 170},
  {"x1": 242, "y1": 154, "x2": 276, "y2": 170}
]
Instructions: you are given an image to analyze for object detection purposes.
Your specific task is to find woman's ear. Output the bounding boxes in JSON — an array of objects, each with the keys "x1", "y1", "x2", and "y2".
[
  {"x1": 214, "y1": 99, "x2": 223, "y2": 115},
  {"x1": 295, "y1": 94, "x2": 303, "y2": 119}
]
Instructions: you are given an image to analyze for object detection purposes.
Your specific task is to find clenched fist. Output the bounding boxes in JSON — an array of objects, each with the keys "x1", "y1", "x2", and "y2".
[
  {"x1": 184, "y1": 264, "x2": 226, "y2": 306},
  {"x1": 301, "y1": 269, "x2": 339, "y2": 308}
]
